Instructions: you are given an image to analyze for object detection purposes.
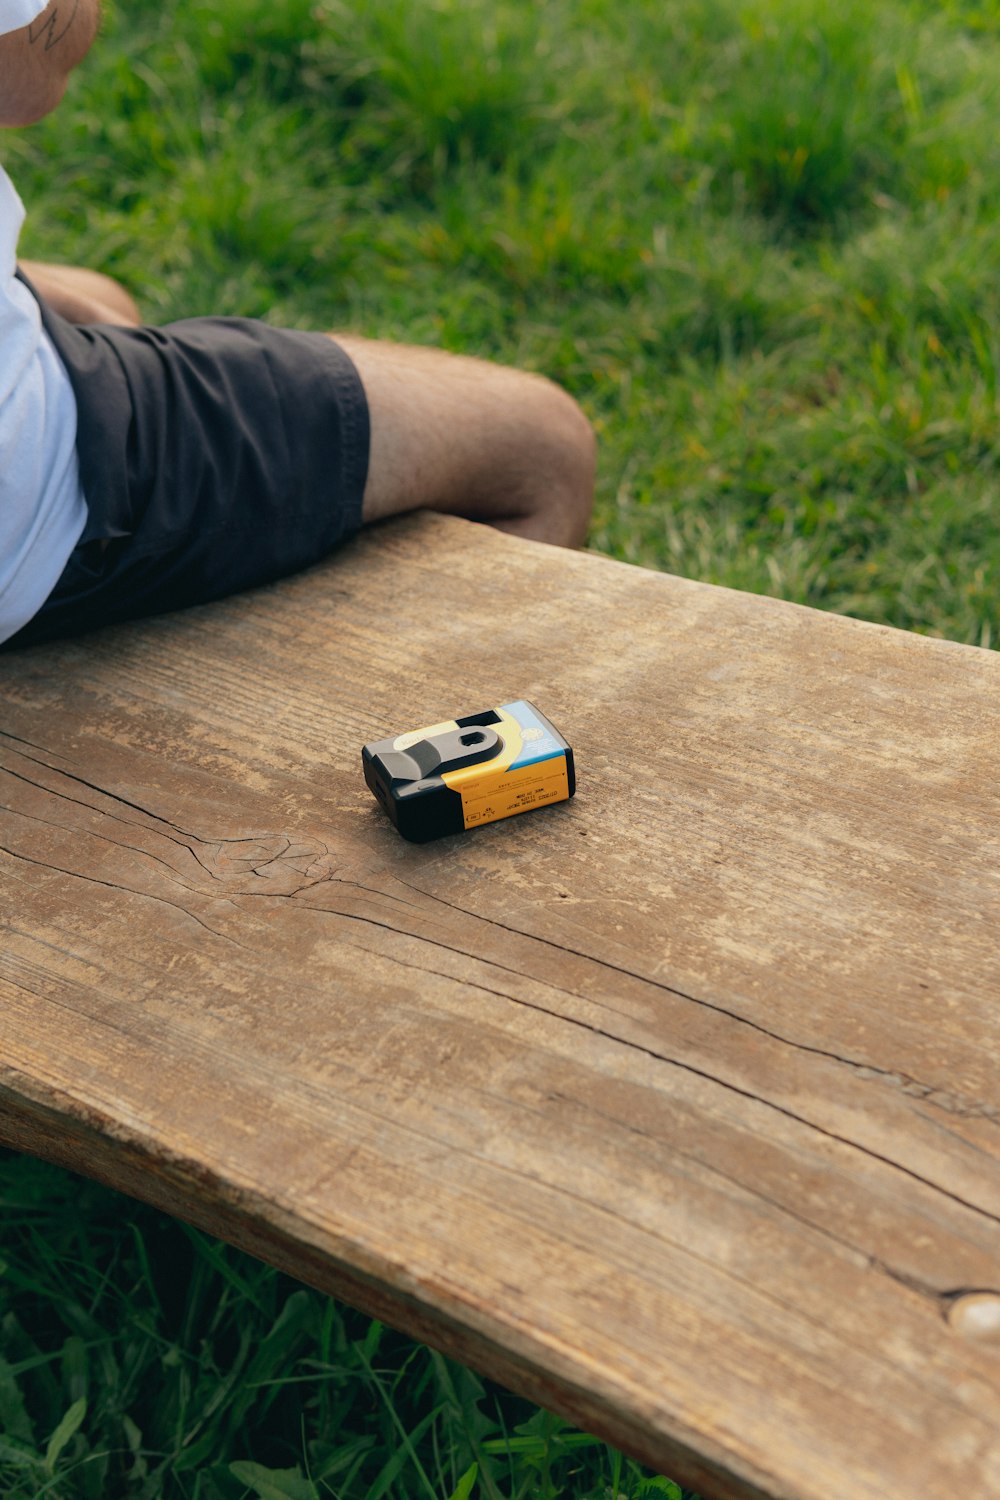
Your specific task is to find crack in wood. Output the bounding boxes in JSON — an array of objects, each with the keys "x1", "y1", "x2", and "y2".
[
  {"x1": 393, "y1": 878, "x2": 1000, "y2": 1127},
  {"x1": 3, "y1": 748, "x2": 999, "y2": 1234},
  {"x1": 341, "y1": 943, "x2": 995, "y2": 1323},
  {"x1": 6, "y1": 745, "x2": 996, "y2": 1127},
  {"x1": 1, "y1": 738, "x2": 257, "y2": 846},
  {"x1": 2, "y1": 758, "x2": 338, "y2": 896},
  {"x1": 281, "y1": 914, "x2": 1000, "y2": 1231},
  {"x1": 0, "y1": 1040, "x2": 978, "y2": 1409},
  {"x1": 4, "y1": 843, "x2": 998, "y2": 1229},
  {"x1": 0, "y1": 843, "x2": 252, "y2": 951}
]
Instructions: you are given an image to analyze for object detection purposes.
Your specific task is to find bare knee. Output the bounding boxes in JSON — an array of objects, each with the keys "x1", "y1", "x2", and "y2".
[
  {"x1": 497, "y1": 375, "x2": 596, "y2": 548},
  {"x1": 339, "y1": 335, "x2": 596, "y2": 549},
  {"x1": 18, "y1": 261, "x2": 141, "y2": 326},
  {"x1": 83, "y1": 269, "x2": 141, "y2": 325}
]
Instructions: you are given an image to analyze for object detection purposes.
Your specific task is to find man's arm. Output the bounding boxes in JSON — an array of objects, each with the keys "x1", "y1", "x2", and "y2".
[
  {"x1": 0, "y1": 2, "x2": 133, "y2": 323},
  {"x1": 0, "y1": 0, "x2": 101, "y2": 127}
]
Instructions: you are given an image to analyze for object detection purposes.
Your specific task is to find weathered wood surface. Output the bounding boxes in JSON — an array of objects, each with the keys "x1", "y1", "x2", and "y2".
[{"x1": 1, "y1": 512, "x2": 999, "y2": 1500}]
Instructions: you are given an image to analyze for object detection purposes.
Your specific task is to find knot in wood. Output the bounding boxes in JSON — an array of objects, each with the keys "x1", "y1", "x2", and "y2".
[
  {"x1": 946, "y1": 1292, "x2": 1000, "y2": 1343},
  {"x1": 196, "y1": 834, "x2": 334, "y2": 896}
]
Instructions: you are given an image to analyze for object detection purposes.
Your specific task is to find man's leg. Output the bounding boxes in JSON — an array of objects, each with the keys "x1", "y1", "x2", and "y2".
[
  {"x1": 335, "y1": 336, "x2": 595, "y2": 548},
  {"x1": 18, "y1": 260, "x2": 140, "y2": 325},
  {"x1": 18, "y1": 261, "x2": 595, "y2": 547}
]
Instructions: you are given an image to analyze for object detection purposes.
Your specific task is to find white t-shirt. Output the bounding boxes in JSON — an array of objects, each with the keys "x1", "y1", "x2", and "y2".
[
  {"x1": 0, "y1": 0, "x2": 48, "y2": 32},
  {"x1": 1, "y1": 0, "x2": 89, "y2": 643}
]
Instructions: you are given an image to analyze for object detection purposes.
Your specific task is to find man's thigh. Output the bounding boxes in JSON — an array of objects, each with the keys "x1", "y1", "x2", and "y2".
[{"x1": 4, "y1": 313, "x2": 370, "y2": 648}]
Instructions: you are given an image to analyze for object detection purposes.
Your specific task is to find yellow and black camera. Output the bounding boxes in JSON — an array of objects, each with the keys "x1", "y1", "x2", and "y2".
[{"x1": 362, "y1": 700, "x2": 575, "y2": 843}]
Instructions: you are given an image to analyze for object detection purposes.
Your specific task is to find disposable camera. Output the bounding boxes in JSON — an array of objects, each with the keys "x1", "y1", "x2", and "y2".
[{"x1": 362, "y1": 699, "x2": 575, "y2": 843}]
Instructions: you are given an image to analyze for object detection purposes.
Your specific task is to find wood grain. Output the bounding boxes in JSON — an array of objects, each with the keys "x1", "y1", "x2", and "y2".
[{"x1": 1, "y1": 512, "x2": 998, "y2": 1500}]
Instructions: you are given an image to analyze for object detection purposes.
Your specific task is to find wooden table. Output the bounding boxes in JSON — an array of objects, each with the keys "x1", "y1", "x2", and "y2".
[{"x1": 2, "y1": 513, "x2": 998, "y2": 1500}]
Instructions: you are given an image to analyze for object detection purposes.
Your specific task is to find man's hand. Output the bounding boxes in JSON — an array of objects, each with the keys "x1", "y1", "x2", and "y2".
[{"x1": 0, "y1": 0, "x2": 102, "y2": 126}]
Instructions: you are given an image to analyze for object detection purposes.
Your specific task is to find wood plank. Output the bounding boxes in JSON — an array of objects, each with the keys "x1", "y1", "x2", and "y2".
[{"x1": 1, "y1": 512, "x2": 998, "y2": 1500}]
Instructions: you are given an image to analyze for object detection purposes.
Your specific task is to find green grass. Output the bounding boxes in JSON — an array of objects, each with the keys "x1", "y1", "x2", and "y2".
[
  {"x1": 8, "y1": 0, "x2": 995, "y2": 644},
  {"x1": 3, "y1": 0, "x2": 1000, "y2": 1492},
  {"x1": 7, "y1": 0, "x2": 1000, "y2": 648}
]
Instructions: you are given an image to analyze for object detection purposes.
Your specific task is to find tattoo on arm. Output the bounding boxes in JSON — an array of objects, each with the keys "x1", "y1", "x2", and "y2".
[{"x1": 28, "y1": 0, "x2": 80, "y2": 51}]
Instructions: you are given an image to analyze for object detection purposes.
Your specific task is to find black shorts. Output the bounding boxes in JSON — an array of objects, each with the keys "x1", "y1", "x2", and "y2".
[{"x1": 2, "y1": 277, "x2": 370, "y2": 649}]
